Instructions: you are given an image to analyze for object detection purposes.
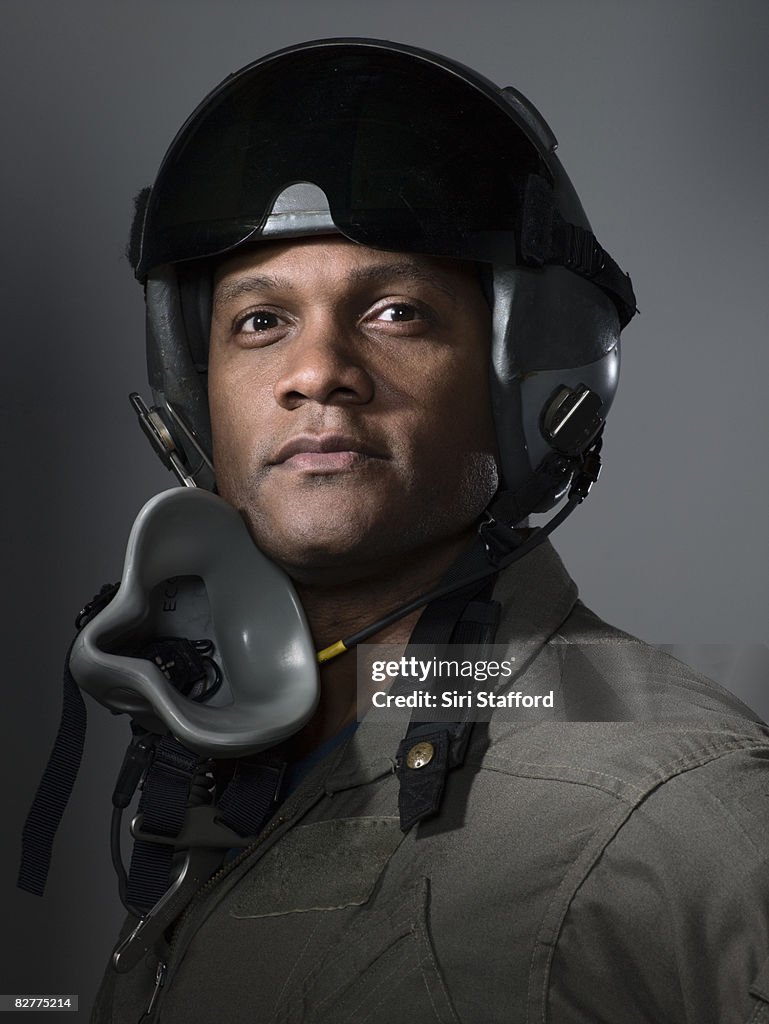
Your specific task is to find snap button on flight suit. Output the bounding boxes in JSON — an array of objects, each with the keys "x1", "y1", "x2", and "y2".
[{"x1": 406, "y1": 742, "x2": 435, "y2": 769}]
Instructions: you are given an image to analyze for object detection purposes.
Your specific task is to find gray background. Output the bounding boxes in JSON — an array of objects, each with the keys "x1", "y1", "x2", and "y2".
[{"x1": 2, "y1": 0, "x2": 767, "y2": 1018}]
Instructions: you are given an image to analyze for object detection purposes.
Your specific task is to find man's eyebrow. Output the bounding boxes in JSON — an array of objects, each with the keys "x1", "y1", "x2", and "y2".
[
  {"x1": 346, "y1": 260, "x2": 457, "y2": 299},
  {"x1": 213, "y1": 274, "x2": 293, "y2": 310},
  {"x1": 213, "y1": 259, "x2": 457, "y2": 310}
]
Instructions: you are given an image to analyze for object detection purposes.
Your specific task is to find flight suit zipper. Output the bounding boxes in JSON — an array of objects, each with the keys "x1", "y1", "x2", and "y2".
[
  {"x1": 139, "y1": 766, "x2": 334, "y2": 1024},
  {"x1": 135, "y1": 729, "x2": 360, "y2": 1021},
  {"x1": 137, "y1": 810, "x2": 289, "y2": 1022},
  {"x1": 139, "y1": 961, "x2": 166, "y2": 1021}
]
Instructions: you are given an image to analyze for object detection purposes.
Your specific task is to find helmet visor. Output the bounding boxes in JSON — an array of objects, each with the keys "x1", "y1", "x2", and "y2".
[{"x1": 134, "y1": 41, "x2": 548, "y2": 278}]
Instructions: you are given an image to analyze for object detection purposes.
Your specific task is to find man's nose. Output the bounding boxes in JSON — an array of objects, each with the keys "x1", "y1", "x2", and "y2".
[{"x1": 273, "y1": 317, "x2": 375, "y2": 409}]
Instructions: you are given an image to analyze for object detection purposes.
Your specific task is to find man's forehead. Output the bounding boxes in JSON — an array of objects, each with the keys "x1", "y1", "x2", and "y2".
[{"x1": 212, "y1": 238, "x2": 485, "y2": 307}]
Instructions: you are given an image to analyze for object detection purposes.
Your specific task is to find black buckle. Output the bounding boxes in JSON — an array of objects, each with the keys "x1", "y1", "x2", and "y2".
[
  {"x1": 568, "y1": 437, "x2": 603, "y2": 503},
  {"x1": 75, "y1": 581, "x2": 120, "y2": 631},
  {"x1": 130, "y1": 805, "x2": 255, "y2": 850},
  {"x1": 112, "y1": 846, "x2": 225, "y2": 973},
  {"x1": 478, "y1": 513, "x2": 521, "y2": 565}
]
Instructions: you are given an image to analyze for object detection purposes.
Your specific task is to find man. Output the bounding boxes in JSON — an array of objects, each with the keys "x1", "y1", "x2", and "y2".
[
  {"x1": 207, "y1": 236, "x2": 498, "y2": 757},
  {"x1": 75, "y1": 38, "x2": 768, "y2": 1021}
]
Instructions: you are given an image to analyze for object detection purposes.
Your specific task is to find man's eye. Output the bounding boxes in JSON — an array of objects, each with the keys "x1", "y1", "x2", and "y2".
[
  {"x1": 237, "y1": 311, "x2": 281, "y2": 332},
  {"x1": 375, "y1": 304, "x2": 421, "y2": 323}
]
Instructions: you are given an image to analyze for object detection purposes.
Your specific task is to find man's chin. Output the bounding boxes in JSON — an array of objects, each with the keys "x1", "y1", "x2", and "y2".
[
  {"x1": 242, "y1": 516, "x2": 480, "y2": 594},
  {"x1": 241, "y1": 516, "x2": 402, "y2": 585},
  {"x1": 263, "y1": 543, "x2": 406, "y2": 589},
  {"x1": 229, "y1": 488, "x2": 485, "y2": 588}
]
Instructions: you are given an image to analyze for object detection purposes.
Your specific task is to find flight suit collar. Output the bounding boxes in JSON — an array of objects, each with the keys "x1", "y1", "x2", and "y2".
[{"x1": 324, "y1": 539, "x2": 578, "y2": 795}]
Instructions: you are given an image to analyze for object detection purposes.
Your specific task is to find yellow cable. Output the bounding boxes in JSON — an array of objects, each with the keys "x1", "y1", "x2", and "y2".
[{"x1": 316, "y1": 639, "x2": 348, "y2": 664}]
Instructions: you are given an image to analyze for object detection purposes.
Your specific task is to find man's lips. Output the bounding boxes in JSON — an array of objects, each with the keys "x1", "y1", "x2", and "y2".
[{"x1": 270, "y1": 434, "x2": 386, "y2": 472}]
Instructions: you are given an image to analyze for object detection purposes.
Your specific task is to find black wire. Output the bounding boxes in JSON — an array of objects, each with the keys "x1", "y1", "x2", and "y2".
[
  {"x1": 342, "y1": 497, "x2": 579, "y2": 650},
  {"x1": 110, "y1": 806, "x2": 129, "y2": 902},
  {"x1": 110, "y1": 805, "x2": 142, "y2": 917},
  {"x1": 341, "y1": 431, "x2": 603, "y2": 652}
]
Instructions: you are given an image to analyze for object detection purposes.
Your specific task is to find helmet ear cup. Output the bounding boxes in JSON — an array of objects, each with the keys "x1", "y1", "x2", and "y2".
[
  {"x1": 490, "y1": 263, "x2": 620, "y2": 516},
  {"x1": 540, "y1": 385, "x2": 604, "y2": 458},
  {"x1": 145, "y1": 268, "x2": 215, "y2": 486}
]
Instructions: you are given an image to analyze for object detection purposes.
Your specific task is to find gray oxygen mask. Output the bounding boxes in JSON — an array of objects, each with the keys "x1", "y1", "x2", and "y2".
[{"x1": 69, "y1": 488, "x2": 320, "y2": 757}]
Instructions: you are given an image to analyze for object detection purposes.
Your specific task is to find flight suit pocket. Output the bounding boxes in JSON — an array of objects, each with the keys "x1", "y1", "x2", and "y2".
[
  {"x1": 160, "y1": 817, "x2": 458, "y2": 1024},
  {"x1": 270, "y1": 874, "x2": 459, "y2": 1024},
  {"x1": 230, "y1": 816, "x2": 406, "y2": 917}
]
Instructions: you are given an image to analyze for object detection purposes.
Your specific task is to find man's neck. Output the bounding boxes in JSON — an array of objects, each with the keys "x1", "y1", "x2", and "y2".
[{"x1": 277, "y1": 528, "x2": 477, "y2": 760}]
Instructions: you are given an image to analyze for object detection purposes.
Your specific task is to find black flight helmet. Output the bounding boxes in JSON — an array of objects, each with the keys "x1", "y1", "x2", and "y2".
[{"x1": 129, "y1": 38, "x2": 636, "y2": 518}]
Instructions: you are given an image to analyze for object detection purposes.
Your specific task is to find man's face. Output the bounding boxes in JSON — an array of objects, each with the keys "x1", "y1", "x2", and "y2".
[{"x1": 208, "y1": 237, "x2": 498, "y2": 582}]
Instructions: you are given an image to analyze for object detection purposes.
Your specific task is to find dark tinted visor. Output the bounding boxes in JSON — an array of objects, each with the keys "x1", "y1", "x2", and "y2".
[{"x1": 135, "y1": 42, "x2": 548, "y2": 278}]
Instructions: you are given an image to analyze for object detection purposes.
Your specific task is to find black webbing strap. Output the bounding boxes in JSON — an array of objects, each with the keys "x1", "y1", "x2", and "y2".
[
  {"x1": 125, "y1": 736, "x2": 206, "y2": 913},
  {"x1": 17, "y1": 645, "x2": 87, "y2": 896},
  {"x1": 123, "y1": 747, "x2": 285, "y2": 914},
  {"x1": 396, "y1": 561, "x2": 501, "y2": 831},
  {"x1": 18, "y1": 583, "x2": 121, "y2": 897},
  {"x1": 520, "y1": 173, "x2": 637, "y2": 329},
  {"x1": 215, "y1": 757, "x2": 286, "y2": 837}
]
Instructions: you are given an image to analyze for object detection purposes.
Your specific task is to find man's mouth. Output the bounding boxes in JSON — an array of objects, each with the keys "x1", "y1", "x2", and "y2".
[{"x1": 271, "y1": 434, "x2": 386, "y2": 473}]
